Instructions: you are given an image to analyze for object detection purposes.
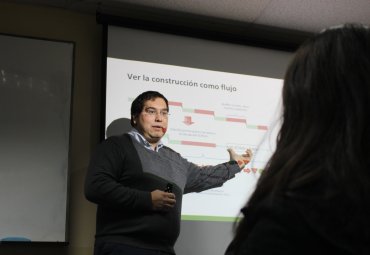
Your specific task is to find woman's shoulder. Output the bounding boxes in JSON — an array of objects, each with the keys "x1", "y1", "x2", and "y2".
[{"x1": 246, "y1": 192, "x2": 369, "y2": 255}]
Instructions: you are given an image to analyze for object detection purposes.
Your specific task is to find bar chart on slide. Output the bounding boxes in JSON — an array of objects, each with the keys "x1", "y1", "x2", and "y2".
[{"x1": 106, "y1": 58, "x2": 283, "y2": 221}]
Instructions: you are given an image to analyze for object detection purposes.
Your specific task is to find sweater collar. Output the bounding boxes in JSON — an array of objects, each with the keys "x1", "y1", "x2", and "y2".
[{"x1": 128, "y1": 128, "x2": 164, "y2": 152}]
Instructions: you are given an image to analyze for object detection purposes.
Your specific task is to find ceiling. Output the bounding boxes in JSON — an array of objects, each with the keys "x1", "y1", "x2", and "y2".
[{"x1": 7, "y1": 0, "x2": 370, "y2": 33}]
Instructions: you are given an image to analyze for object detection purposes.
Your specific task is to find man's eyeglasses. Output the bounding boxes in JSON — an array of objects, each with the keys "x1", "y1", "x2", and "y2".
[{"x1": 142, "y1": 108, "x2": 170, "y2": 118}]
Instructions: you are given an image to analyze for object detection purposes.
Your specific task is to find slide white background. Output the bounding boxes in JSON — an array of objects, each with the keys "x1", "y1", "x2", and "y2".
[{"x1": 106, "y1": 57, "x2": 283, "y2": 220}]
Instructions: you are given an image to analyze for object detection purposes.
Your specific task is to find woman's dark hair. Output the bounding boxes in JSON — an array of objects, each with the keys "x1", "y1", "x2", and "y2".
[
  {"x1": 230, "y1": 23, "x2": 370, "y2": 251},
  {"x1": 130, "y1": 90, "x2": 169, "y2": 126}
]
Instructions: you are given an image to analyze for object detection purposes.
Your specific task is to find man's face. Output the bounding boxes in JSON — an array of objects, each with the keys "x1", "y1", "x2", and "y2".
[{"x1": 134, "y1": 97, "x2": 169, "y2": 145}]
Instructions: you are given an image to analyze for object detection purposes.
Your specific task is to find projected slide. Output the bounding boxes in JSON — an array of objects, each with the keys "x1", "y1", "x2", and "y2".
[{"x1": 106, "y1": 57, "x2": 282, "y2": 220}]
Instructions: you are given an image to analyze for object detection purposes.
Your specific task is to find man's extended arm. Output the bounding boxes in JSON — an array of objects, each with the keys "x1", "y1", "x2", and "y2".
[{"x1": 184, "y1": 148, "x2": 253, "y2": 193}]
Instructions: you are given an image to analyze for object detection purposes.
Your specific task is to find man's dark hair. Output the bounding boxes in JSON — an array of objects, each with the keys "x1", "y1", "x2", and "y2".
[{"x1": 130, "y1": 91, "x2": 169, "y2": 127}]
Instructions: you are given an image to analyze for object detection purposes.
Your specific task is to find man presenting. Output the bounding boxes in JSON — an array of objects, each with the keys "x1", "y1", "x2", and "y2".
[{"x1": 85, "y1": 91, "x2": 252, "y2": 255}]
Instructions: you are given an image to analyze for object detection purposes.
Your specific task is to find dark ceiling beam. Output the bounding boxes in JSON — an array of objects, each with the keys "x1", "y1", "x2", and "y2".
[{"x1": 96, "y1": 2, "x2": 314, "y2": 52}]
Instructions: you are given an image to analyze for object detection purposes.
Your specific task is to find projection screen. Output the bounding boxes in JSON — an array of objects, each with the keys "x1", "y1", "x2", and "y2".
[{"x1": 104, "y1": 24, "x2": 293, "y2": 255}]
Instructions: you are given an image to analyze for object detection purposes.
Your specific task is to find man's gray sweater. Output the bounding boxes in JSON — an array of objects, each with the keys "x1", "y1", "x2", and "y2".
[{"x1": 85, "y1": 134, "x2": 240, "y2": 254}]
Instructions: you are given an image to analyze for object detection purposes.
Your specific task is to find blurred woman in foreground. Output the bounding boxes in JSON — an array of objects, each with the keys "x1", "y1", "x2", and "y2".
[{"x1": 226, "y1": 24, "x2": 370, "y2": 255}]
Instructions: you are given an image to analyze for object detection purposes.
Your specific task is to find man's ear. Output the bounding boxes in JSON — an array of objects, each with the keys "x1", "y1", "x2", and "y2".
[{"x1": 131, "y1": 115, "x2": 137, "y2": 126}]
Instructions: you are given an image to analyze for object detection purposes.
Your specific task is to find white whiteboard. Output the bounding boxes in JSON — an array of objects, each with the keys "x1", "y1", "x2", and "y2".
[{"x1": 0, "y1": 34, "x2": 74, "y2": 242}]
